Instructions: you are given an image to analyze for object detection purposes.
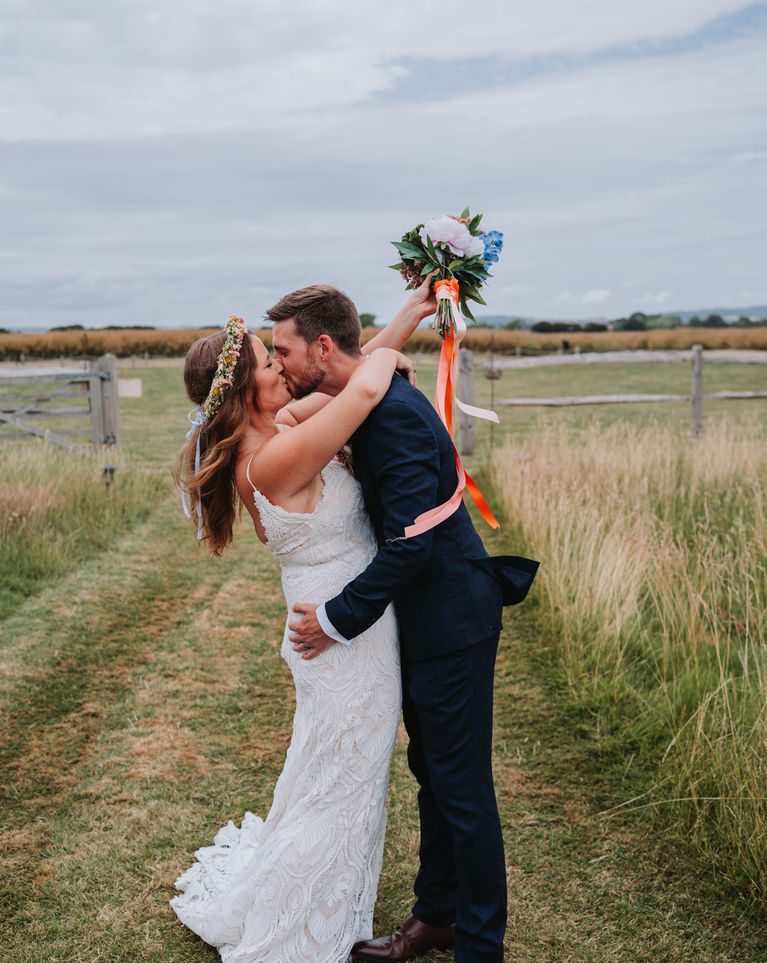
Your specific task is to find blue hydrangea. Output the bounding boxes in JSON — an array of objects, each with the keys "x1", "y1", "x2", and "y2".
[{"x1": 480, "y1": 230, "x2": 503, "y2": 264}]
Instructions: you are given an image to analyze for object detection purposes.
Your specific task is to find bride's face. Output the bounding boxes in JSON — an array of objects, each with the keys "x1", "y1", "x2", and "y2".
[{"x1": 249, "y1": 335, "x2": 291, "y2": 414}]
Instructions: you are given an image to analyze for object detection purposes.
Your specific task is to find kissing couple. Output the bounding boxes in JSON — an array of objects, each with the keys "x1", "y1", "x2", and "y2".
[{"x1": 172, "y1": 277, "x2": 538, "y2": 963}]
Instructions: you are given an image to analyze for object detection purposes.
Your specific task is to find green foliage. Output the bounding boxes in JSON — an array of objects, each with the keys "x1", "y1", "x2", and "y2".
[
  {"x1": 0, "y1": 446, "x2": 162, "y2": 621},
  {"x1": 359, "y1": 313, "x2": 376, "y2": 328},
  {"x1": 531, "y1": 321, "x2": 581, "y2": 333},
  {"x1": 388, "y1": 209, "x2": 492, "y2": 322},
  {"x1": 100, "y1": 324, "x2": 158, "y2": 330},
  {"x1": 614, "y1": 313, "x2": 649, "y2": 331},
  {"x1": 694, "y1": 314, "x2": 728, "y2": 328},
  {"x1": 495, "y1": 419, "x2": 767, "y2": 907}
]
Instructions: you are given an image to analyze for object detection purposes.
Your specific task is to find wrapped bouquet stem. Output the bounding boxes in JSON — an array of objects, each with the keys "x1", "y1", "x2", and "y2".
[{"x1": 389, "y1": 209, "x2": 505, "y2": 538}]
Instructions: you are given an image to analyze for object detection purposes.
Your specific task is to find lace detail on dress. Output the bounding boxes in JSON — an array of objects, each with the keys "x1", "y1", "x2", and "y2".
[{"x1": 171, "y1": 458, "x2": 400, "y2": 963}]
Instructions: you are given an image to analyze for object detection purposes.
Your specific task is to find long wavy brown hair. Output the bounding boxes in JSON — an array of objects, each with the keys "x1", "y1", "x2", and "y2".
[{"x1": 173, "y1": 330, "x2": 259, "y2": 555}]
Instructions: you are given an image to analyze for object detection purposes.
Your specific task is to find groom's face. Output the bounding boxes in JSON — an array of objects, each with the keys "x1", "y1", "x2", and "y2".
[{"x1": 272, "y1": 318, "x2": 326, "y2": 399}]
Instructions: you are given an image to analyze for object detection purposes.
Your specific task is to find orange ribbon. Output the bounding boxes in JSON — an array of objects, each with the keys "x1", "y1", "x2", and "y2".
[
  {"x1": 403, "y1": 279, "x2": 500, "y2": 539},
  {"x1": 434, "y1": 277, "x2": 460, "y2": 307}
]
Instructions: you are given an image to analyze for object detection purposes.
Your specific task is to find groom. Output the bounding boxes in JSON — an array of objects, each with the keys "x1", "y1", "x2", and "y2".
[{"x1": 269, "y1": 282, "x2": 538, "y2": 963}]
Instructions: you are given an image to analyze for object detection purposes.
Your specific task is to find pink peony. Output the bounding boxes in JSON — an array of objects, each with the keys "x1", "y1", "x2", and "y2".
[{"x1": 420, "y1": 216, "x2": 474, "y2": 257}]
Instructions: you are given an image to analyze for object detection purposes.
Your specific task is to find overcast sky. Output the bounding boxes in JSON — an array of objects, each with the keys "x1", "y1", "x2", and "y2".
[{"x1": 1, "y1": 1, "x2": 765, "y2": 329}]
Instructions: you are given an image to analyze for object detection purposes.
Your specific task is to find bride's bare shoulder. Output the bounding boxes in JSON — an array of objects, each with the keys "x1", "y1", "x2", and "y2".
[{"x1": 238, "y1": 433, "x2": 325, "y2": 517}]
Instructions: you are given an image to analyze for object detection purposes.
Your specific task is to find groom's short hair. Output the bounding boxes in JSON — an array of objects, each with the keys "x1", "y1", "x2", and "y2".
[{"x1": 266, "y1": 285, "x2": 362, "y2": 356}]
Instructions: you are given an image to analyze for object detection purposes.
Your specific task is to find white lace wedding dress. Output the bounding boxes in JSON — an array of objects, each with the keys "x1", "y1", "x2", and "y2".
[{"x1": 171, "y1": 457, "x2": 401, "y2": 963}]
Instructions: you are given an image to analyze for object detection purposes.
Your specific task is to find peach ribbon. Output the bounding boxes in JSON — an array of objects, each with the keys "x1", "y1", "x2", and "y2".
[{"x1": 403, "y1": 279, "x2": 500, "y2": 539}]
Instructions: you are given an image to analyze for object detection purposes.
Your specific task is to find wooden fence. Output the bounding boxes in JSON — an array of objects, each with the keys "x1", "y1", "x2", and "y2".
[
  {"x1": 0, "y1": 355, "x2": 120, "y2": 449},
  {"x1": 457, "y1": 344, "x2": 767, "y2": 452}
]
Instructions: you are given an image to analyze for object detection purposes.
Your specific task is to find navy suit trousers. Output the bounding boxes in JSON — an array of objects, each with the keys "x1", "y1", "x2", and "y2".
[{"x1": 402, "y1": 633, "x2": 506, "y2": 963}]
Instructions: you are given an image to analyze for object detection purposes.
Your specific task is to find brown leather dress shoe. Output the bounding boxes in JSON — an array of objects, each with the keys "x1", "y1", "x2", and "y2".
[{"x1": 351, "y1": 913, "x2": 455, "y2": 961}]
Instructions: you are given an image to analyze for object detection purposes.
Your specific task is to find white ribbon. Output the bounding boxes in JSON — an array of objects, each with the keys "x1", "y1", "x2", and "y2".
[
  {"x1": 436, "y1": 284, "x2": 500, "y2": 425},
  {"x1": 435, "y1": 282, "x2": 467, "y2": 340},
  {"x1": 180, "y1": 406, "x2": 208, "y2": 541}
]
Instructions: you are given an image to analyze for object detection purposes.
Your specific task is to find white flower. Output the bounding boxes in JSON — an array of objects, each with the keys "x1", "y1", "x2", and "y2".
[
  {"x1": 420, "y1": 216, "x2": 474, "y2": 257},
  {"x1": 464, "y1": 234, "x2": 485, "y2": 258}
]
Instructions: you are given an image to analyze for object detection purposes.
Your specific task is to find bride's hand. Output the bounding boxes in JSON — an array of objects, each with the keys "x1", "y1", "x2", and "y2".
[
  {"x1": 348, "y1": 348, "x2": 416, "y2": 404},
  {"x1": 391, "y1": 350, "x2": 417, "y2": 387}
]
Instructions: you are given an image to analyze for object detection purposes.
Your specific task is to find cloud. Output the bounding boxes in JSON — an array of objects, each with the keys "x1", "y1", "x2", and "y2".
[
  {"x1": 583, "y1": 288, "x2": 611, "y2": 304},
  {"x1": 635, "y1": 290, "x2": 674, "y2": 305},
  {"x1": 0, "y1": 0, "x2": 754, "y2": 141},
  {"x1": 0, "y1": 2, "x2": 764, "y2": 326}
]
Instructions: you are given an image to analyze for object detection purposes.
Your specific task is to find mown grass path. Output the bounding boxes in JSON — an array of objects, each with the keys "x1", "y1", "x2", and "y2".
[{"x1": 2, "y1": 364, "x2": 766, "y2": 961}]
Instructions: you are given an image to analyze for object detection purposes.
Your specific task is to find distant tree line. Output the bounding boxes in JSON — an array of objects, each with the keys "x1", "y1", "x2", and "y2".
[
  {"x1": 48, "y1": 323, "x2": 159, "y2": 332},
  {"x1": 609, "y1": 312, "x2": 767, "y2": 331},
  {"x1": 530, "y1": 320, "x2": 608, "y2": 333},
  {"x1": 3, "y1": 312, "x2": 764, "y2": 339},
  {"x1": 528, "y1": 312, "x2": 767, "y2": 333}
]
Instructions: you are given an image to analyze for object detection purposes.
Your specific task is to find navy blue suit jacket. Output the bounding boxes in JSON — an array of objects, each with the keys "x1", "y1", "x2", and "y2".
[{"x1": 324, "y1": 374, "x2": 508, "y2": 661}]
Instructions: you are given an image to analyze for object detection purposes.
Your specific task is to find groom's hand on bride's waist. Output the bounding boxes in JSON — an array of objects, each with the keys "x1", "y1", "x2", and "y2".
[{"x1": 289, "y1": 603, "x2": 336, "y2": 661}]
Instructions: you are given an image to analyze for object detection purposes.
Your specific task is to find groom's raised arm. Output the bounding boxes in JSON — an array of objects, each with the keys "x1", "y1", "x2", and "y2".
[{"x1": 323, "y1": 401, "x2": 441, "y2": 641}]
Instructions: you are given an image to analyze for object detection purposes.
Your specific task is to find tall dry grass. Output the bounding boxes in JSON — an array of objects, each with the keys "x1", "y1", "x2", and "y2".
[
  {"x1": 2, "y1": 325, "x2": 767, "y2": 360},
  {"x1": 493, "y1": 417, "x2": 767, "y2": 902},
  {"x1": 0, "y1": 443, "x2": 164, "y2": 621}
]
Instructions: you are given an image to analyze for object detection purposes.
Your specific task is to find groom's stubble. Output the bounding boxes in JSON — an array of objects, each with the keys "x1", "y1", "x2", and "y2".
[{"x1": 287, "y1": 352, "x2": 326, "y2": 399}]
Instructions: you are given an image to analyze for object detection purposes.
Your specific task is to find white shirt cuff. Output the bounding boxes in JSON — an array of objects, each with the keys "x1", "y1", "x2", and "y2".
[{"x1": 316, "y1": 603, "x2": 351, "y2": 645}]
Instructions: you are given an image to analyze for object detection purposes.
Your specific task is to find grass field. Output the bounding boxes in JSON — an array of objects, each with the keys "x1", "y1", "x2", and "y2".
[
  {"x1": 2, "y1": 359, "x2": 767, "y2": 961},
  {"x1": 494, "y1": 418, "x2": 767, "y2": 903}
]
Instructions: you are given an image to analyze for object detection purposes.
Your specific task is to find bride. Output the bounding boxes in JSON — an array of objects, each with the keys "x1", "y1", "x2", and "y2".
[{"x1": 171, "y1": 281, "x2": 435, "y2": 962}]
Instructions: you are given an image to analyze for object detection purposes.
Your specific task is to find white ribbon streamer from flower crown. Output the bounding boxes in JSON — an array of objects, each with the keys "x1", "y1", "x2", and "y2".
[
  {"x1": 180, "y1": 406, "x2": 208, "y2": 541},
  {"x1": 435, "y1": 283, "x2": 500, "y2": 425}
]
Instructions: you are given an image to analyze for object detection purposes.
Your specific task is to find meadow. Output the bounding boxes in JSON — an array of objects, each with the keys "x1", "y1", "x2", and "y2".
[
  {"x1": 2, "y1": 323, "x2": 767, "y2": 360},
  {"x1": 1, "y1": 356, "x2": 767, "y2": 961},
  {"x1": 493, "y1": 418, "x2": 767, "y2": 903}
]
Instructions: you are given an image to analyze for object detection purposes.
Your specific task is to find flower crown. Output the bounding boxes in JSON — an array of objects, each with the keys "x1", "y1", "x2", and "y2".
[{"x1": 200, "y1": 315, "x2": 248, "y2": 420}]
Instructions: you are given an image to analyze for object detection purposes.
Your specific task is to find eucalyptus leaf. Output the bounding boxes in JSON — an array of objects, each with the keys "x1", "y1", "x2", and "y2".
[
  {"x1": 468, "y1": 213, "x2": 483, "y2": 233},
  {"x1": 460, "y1": 207, "x2": 471, "y2": 220}
]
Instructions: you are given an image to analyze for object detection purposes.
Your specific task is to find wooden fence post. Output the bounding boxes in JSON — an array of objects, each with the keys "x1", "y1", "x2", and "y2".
[
  {"x1": 89, "y1": 365, "x2": 104, "y2": 446},
  {"x1": 89, "y1": 354, "x2": 120, "y2": 445},
  {"x1": 691, "y1": 344, "x2": 703, "y2": 437},
  {"x1": 459, "y1": 349, "x2": 475, "y2": 455}
]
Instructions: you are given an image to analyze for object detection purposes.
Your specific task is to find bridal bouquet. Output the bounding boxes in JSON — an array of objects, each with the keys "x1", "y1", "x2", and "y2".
[
  {"x1": 387, "y1": 209, "x2": 503, "y2": 539},
  {"x1": 390, "y1": 208, "x2": 503, "y2": 338}
]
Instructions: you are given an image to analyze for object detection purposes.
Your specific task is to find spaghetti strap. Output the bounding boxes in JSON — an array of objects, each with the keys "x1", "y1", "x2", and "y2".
[{"x1": 245, "y1": 454, "x2": 257, "y2": 494}]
